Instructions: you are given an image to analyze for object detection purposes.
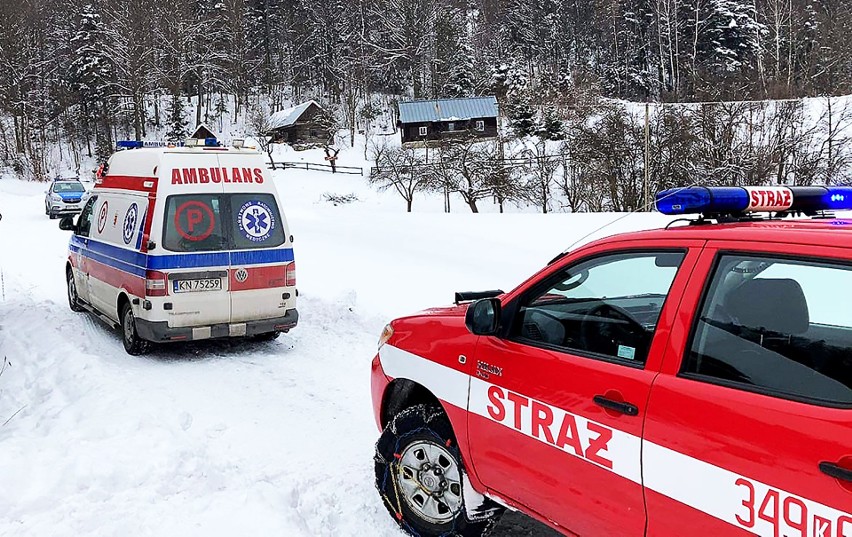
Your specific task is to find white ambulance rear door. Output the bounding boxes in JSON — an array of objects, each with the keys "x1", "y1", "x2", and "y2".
[
  {"x1": 215, "y1": 151, "x2": 293, "y2": 324},
  {"x1": 152, "y1": 151, "x2": 231, "y2": 328}
]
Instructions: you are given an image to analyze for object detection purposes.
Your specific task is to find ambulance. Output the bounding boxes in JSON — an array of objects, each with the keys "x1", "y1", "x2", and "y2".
[{"x1": 59, "y1": 138, "x2": 298, "y2": 355}]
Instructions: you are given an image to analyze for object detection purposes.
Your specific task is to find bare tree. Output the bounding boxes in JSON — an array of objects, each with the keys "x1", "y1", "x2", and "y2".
[
  {"x1": 248, "y1": 104, "x2": 277, "y2": 170},
  {"x1": 369, "y1": 146, "x2": 430, "y2": 212},
  {"x1": 443, "y1": 138, "x2": 509, "y2": 213},
  {"x1": 519, "y1": 140, "x2": 560, "y2": 213}
]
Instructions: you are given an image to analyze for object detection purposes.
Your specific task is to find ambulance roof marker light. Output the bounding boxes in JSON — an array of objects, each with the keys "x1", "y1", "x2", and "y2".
[
  {"x1": 116, "y1": 140, "x2": 145, "y2": 150},
  {"x1": 232, "y1": 138, "x2": 245, "y2": 149},
  {"x1": 656, "y1": 185, "x2": 852, "y2": 216}
]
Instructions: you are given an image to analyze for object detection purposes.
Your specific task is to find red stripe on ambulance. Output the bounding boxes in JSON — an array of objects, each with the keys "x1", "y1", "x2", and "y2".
[
  {"x1": 229, "y1": 264, "x2": 291, "y2": 291},
  {"x1": 97, "y1": 175, "x2": 158, "y2": 192},
  {"x1": 85, "y1": 258, "x2": 145, "y2": 297}
]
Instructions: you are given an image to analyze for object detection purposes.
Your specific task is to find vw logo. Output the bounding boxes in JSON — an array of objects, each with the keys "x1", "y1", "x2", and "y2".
[{"x1": 235, "y1": 268, "x2": 249, "y2": 283}]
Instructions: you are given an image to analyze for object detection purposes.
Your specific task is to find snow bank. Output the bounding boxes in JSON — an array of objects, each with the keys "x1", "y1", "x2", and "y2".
[{"x1": 0, "y1": 169, "x2": 672, "y2": 536}]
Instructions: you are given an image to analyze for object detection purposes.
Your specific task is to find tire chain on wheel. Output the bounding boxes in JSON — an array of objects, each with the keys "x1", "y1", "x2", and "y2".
[{"x1": 374, "y1": 404, "x2": 503, "y2": 537}]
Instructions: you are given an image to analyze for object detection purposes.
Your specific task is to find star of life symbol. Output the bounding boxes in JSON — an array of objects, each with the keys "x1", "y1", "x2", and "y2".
[
  {"x1": 238, "y1": 201, "x2": 274, "y2": 242},
  {"x1": 123, "y1": 203, "x2": 138, "y2": 244}
]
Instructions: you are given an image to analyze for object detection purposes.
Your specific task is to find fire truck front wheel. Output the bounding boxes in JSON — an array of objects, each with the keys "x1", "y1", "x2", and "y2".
[{"x1": 374, "y1": 404, "x2": 503, "y2": 537}]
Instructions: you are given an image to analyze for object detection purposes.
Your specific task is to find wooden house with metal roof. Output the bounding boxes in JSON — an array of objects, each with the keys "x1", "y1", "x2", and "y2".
[{"x1": 398, "y1": 96, "x2": 499, "y2": 145}]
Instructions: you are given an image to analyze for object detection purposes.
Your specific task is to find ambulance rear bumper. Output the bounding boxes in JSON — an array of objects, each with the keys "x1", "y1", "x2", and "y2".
[{"x1": 135, "y1": 309, "x2": 299, "y2": 342}]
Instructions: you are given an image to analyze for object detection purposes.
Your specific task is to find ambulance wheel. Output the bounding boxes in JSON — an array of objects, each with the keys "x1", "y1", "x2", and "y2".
[
  {"x1": 120, "y1": 303, "x2": 148, "y2": 356},
  {"x1": 375, "y1": 404, "x2": 503, "y2": 537},
  {"x1": 66, "y1": 268, "x2": 84, "y2": 312}
]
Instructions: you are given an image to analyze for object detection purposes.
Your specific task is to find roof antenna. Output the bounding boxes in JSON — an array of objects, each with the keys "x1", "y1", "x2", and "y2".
[{"x1": 549, "y1": 181, "x2": 703, "y2": 265}]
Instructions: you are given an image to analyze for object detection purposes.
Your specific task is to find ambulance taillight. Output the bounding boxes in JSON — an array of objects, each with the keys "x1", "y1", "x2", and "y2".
[
  {"x1": 145, "y1": 270, "x2": 169, "y2": 297},
  {"x1": 285, "y1": 262, "x2": 296, "y2": 287}
]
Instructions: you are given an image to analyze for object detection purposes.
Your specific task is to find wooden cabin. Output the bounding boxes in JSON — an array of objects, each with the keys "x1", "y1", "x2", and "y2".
[
  {"x1": 398, "y1": 96, "x2": 499, "y2": 145},
  {"x1": 267, "y1": 101, "x2": 329, "y2": 145}
]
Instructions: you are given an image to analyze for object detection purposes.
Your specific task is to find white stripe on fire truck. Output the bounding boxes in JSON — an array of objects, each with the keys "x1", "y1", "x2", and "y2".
[
  {"x1": 379, "y1": 344, "x2": 852, "y2": 537},
  {"x1": 379, "y1": 345, "x2": 470, "y2": 409}
]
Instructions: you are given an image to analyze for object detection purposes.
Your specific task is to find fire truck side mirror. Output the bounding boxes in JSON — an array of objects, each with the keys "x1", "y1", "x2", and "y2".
[{"x1": 465, "y1": 298, "x2": 501, "y2": 336}]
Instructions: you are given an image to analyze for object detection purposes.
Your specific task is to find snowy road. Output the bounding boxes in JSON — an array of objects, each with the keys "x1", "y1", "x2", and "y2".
[{"x1": 0, "y1": 174, "x2": 669, "y2": 536}]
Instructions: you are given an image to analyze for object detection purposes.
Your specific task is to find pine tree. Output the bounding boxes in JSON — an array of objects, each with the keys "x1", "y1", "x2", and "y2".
[
  {"x1": 69, "y1": 3, "x2": 113, "y2": 160},
  {"x1": 699, "y1": 0, "x2": 766, "y2": 73},
  {"x1": 444, "y1": 35, "x2": 476, "y2": 97},
  {"x1": 538, "y1": 109, "x2": 566, "y2": 141},
  {"x1": 509, "y1": 101, "x2": 537, "y2": 138},
  {"x1": 166, "y1": 94, "x2": 189, "y2": 141},
  {"x1": 491, "y1": 59, "x2": 528, "y2": 103}
]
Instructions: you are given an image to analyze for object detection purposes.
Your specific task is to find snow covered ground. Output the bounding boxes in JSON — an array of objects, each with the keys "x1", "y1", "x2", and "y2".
[{"x1": 0, "y1": 165, "x2": 673, "y2": 536}]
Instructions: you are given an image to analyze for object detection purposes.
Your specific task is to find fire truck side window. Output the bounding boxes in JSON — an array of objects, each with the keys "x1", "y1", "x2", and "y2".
[
  {"x1": 511, "y1": 251, "x2": 685, "y2": 365},
  {"x1": 683, "y1": 255, "x2": 852, "y2": 406}
]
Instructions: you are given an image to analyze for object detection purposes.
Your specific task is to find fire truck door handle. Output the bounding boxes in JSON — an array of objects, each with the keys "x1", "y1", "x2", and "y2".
[
  {"x1": 593, "y1": 395, "x2": 639, "y2": 416},
  {"x1": 819, "y1": 462, "x2": 852, "y2": 482}
]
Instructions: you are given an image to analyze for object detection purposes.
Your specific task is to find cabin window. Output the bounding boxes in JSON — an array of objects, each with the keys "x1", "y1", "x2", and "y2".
[
  {"x1": 418, "y1": 126, "x2": 427, "y2": 136},
  {"x1": 447, "y1": 122, "x2": 455, "y2": 132},
  {"x1": 475, "y1": 120, "x2": 485, "y2": 132}
]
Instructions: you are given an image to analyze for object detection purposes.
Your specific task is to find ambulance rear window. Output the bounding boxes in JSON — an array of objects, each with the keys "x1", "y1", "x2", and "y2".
[
  {"x1": 230, "y1": 193, "x2": 285, "y2": 250},
  {"x1": 162, "y1": 194, "x2": 285, "y2": 252},
  {"x1": 163, "y1": 195, "x2": 226, "y2": 252}
]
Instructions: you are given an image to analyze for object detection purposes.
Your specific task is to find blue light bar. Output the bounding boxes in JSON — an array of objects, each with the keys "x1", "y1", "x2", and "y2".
[
  {"x1": 117, "y1": 138, "x2": 219, "y2": 150},
  {"x1": 116, "y1": 140, "x2": 174, "y2": 149},
  {"x1": 656, "y1": 186, "x2": 852, "y2": 215},
  {"x1": 116, "y1": 140, "x2": 144, "y2": 149}
]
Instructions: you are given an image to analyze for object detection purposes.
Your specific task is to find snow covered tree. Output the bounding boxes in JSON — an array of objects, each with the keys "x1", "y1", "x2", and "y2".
[
  {"x1": 538, "y1": 109, "x2": 566, "y2": 141},
  {"x1": 69, "y1": 3, "x2": 113, "y2": 160},
  {"x1": 433, "y1": 7, "x2": 476, "y2": 98},
  {"x1": 365, "y1": 0, "x2": 437, "y2": 97},
  {"x1": 165, "y1": 94, "x2": 189, "y2": 141},
  {"x1": 509, "y1": 101, "x2": 537, "y2": 138},
  {"x1": 101, "y1": 0, "x2": 156, "y2": 141},
  {"x1": 444, "y1": 35, "x2": 476, "y2": 97},
  {"x1": 491, "y1": 59, "x2": 529, "y2": 103},
  {"x1": 697, "y1": 0, "x2": 766, "y2": 73}
]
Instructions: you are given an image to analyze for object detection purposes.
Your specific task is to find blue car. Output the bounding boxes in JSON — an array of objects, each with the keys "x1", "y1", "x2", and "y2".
[{"x1": 44, "y1": 178, "x2": 89, "y2": 219}]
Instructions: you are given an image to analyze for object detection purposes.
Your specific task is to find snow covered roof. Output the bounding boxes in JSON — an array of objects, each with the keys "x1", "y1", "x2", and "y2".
[
  {"x1": 268, "y1": 100, "x2": 321, "y2": 129},
  {"x1": 190, "y1": 123, "x2": 218, "y2": 139},
  {"x1": 399, "y1": 96, "x2": 498, "y2": 124}
]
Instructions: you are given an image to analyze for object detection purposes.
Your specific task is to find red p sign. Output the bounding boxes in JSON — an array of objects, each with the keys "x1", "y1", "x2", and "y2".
[{"x1": 175, "y1": 201, "x2": 215, "y2": 241}]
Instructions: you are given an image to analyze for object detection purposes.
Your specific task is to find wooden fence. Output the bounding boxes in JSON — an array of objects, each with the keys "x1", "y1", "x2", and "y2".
[{"x1": 268, "y1": 161, "x2": 364, "y2": 175}]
